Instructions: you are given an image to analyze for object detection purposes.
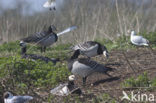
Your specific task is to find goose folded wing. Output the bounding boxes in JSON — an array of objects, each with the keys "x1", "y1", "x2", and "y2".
[
  {"x1": 12, "y1": 96, "x2": 33, "y2": 103},
  {"x1": 22, "y1": 32, "x2": 48, "y2": 43},
  {"x1": 77, "y1": 41, "x2": 98, "y2": 51},
  {"x1": 78, "y1": 58, "x2": 99, "y2": 69}
]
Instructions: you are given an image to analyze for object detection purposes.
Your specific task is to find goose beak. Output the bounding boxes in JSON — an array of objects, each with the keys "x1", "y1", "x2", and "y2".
[{"x1": 103, "y1": 51, "x2": 109, "y2": 58}]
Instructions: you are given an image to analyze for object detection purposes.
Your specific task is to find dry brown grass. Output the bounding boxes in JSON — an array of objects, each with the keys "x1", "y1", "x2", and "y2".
[{"x1": 0, "y1": 0, "x2": 156, "y2": 44}]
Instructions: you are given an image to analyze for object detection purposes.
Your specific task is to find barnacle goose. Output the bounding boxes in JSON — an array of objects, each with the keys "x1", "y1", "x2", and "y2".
[
  {"x1": 50, "y1": 75, "x2": 82, "y2": 96},
  {"x1": 21, "y1": 25, "x2": 58, "y2": 53},
  {"x1": 130, "y1": 31, "x2": 149, "y2": 46},
  {"x1": 20, "y1": 41, "x2": 59, "y2": 64},
  {"x1": 68, "y1": 50, "x2": 112, "y2": 85},
  {"x1": 3, "y1": 92, "x2": 33, "y2": 103},
  {"x1": 43, "y1": 0, "x2": 56, "y2": 10},
  {"x1": 71, "y1": 41, "x2": 109, "y2": 58}
]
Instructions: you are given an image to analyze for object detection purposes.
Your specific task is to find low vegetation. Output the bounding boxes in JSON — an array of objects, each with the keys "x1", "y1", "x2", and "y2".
[{"x1": 0, "y1": 33, "x2": 156, "y2": 102}]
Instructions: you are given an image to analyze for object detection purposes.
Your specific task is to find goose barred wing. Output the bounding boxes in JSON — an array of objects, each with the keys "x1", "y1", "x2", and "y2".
[
  {"x1": 74, "y1": 41, "x2": 98, "y2": 51},
  {"x1": 22, "y1": 32, "x2": 48, "y2": 43},
  {"x1": 12, "y1": 96, "x2": 33, "y2": 103},
  {"x1": 78, "y1": 58, "x2": 99, "y2": 69}
]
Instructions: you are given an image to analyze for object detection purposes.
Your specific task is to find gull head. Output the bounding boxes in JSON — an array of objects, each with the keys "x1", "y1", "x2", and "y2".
[
  {"x1": 3, "y1": 92, "x2": 13, "y2": 99},
  {"x1": 68, "y1": 75, "x2": 75, "y2": 81},
  {"x1": 131, "y1": 31, "x2": 136, "y2": 36}
]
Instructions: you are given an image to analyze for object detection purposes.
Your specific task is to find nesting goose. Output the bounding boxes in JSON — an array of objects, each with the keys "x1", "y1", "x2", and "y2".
[
  {"x1": 21, "y1": 25, "x2": 57, "y2": 53},
  {"x1": 130, "y1": 31, "x2": 149, "y2": 46},
  {"x1": 50, "y1": 75, "x2": 82, "y2": 96},
  {"x1": 3, "y1": 92, "x2": 33, "y2": 103},
  {"x1": 43, "y1": 0, "x2": 56, "y2": 10},
  {"x1": 71, "y1": 41, "x2": 109, "y2": 58},
  {"x1": 68, "y1": 50, "x2": 112, "y2": 85},
  {"x1": 20, "y1": 41, "x2": 59, "y2": 64}
]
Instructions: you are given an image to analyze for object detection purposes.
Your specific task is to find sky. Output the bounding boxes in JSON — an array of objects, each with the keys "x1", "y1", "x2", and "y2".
[
  {"x1": 0, "y1": 0, "x2": 153, "y2": 15},
  {"x1": 0, "y1": 0, "x2": 46, "y2": 13}
]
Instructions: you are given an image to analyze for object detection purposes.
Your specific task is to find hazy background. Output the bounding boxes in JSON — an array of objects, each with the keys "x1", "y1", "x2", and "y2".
[{"x1": 0, "y1": 0, "x2": 156, "y2": 44}]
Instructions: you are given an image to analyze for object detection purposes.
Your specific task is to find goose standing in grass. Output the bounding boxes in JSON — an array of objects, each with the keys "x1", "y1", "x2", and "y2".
[
  {"x1": 3, "y1": 92, "x2": 33, "y2": 103},
  {"x1": 130, "y1": 31, "x2": 149, "y2": 46},
  {"x1": 43, "y1": 0, "x2": 56, "y2": 10},
  {"x1": 71, "y1": 41, "x2": 109, "y2": 59},
  {"x1": 21, "y1": 25, "x2": 77, "y2": 53},
  {"x1": 68, "y1": 50, "x2": 112, "y2": 85},
  {"x1": 20, "y1": 41, "x2": 59, "y2": 64},
  {"x1": 21, "y1": 25, "x2": 57, "y2": 53},
  {"x1": 50, "y1": 75, "x2": 82, "y2": 96}
]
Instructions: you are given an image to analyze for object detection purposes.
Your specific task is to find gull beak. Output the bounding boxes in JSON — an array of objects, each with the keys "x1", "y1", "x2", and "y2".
[{"x1": 103, "y1": 51, "x2": 109, "y2": 59}]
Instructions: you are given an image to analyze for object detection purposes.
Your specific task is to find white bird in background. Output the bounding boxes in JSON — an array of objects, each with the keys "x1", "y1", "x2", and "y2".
[
  {"x1": 3, "y1": 92, "x2": 33, "y2": 103},
  {"x1": 43, "y1": 0, "x2": 56, "y2": 10},
  {"x1": 130, "y1": 31, "x2": 149, "y2": 46}
]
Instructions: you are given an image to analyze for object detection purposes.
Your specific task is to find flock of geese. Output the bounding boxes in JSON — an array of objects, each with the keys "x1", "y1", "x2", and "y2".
[{"x1": 3, "y1": 0, "x2": 152, "y2": 103}]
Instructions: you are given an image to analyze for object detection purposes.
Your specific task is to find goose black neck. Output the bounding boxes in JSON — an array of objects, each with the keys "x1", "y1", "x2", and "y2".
[
  {"x1": 21, "y1": 46, "x2": 26, "y2": 55},
  {"x1": 67, "y1": 81, "x2": 74, "y2": 88},
  {"x1": 70, "y1": 50, "x2": 80, "y2": 60},
  {"x1": 47, "y1": 26, "x2": 53, "y2": 33},
  {"x1": 97, "y1": 43, "x2": 103, "y2": 54}
]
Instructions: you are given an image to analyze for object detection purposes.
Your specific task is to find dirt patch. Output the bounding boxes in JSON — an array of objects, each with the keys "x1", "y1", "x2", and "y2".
[
  {"x1": 1, "y1": 48, "x2": 156, "y2": 103},
  {"x1": 72, "y1": 48, "x2": 156, "y2": 102}
]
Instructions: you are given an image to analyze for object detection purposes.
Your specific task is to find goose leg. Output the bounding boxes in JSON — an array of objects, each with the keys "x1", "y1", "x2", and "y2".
[
  {"x1": 105, "y1": 72, "x2": 112, "y2": 78},
  {"x1": 83, "y1": 77, "x2": 87, "y2": 86},
  {"x1": 43, "y1": 46, "x2": 46, "y2": 52},
  {"x1": 41, "y1": 47, "x2": 43, "y2": 53}
]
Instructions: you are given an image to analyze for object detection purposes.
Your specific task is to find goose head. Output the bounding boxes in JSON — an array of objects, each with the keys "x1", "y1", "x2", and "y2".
[
  {"x1": 69, "y1": 75, "x2": 75, "y2": 81},
  {"x1": 19, "y1": 41, "x2": 26, "y2": 54},
  {"x1": 20, "y1": 41, "x2": 26, "y2": 47},
  {"x1": 3, "y1": 92, "x2": 13, "y2": 99},
  {"x1": 48, "y1": 25, "x2": 57, "y2": 33},
  {"x1": 102, "y1": 46, "x2": 109, "y2": 58}
]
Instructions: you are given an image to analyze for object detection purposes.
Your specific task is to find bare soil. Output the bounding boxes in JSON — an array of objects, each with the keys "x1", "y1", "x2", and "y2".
[
  {"x1": 1, "y1": 48, "x2": 156, "y2": 103},
  {"x1": 72, "y1": 48, "x2": 156, "y2": 102}
]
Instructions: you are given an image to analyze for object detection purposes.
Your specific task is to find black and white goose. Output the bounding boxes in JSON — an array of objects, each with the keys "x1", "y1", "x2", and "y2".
[
  {"x1": 71, "y1": 41, "x2": 109, "y2": 58},
  {"x1": 3, "y1": 91, "x2": 33, "y2": 103},
  {"x1": 50, "y1": 75, "x2": 82, "y2": 96},
  {"x1": 21, "y1": 25, "x2": 77, "y2": 53},
  {"x1": 20, "y1": 41, "x2": 59, "y2": 64},
  {"x1": 68, "y1": 50, "x2": 112, "y2": 85},
  {"x1": 21, "y1": 25, "x2": 57, "y2": 53}
]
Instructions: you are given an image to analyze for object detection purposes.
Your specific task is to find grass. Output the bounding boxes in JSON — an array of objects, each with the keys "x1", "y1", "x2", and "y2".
[{"x1": 0, "y1": 32, "x2": 156, "y2": 102}]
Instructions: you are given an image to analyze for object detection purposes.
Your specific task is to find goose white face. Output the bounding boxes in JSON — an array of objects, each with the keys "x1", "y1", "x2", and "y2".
[
  {"x1": 103, "y1": 51, "x2": 109, "y2": 58},
  {"x1": 20, "y1": 41, "x2": 26, "y2": 47},
  {"x1": 68, "y1": 75, "x2": 75, "y2": 81}
]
